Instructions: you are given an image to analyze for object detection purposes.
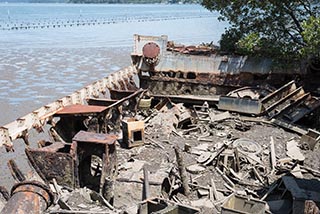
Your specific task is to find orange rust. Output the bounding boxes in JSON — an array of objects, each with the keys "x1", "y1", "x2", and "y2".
[
  {"x1": 0, "y1": 181, "x2": 53, "y2": 214},
  {"x1": 54, "y1": 104, "x2": 108, "y2": 116}
]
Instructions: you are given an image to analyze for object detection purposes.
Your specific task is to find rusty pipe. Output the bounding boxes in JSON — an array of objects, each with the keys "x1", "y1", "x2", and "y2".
[{"x1": 0, "y1": 181, "x2": 53, "y2": 214}]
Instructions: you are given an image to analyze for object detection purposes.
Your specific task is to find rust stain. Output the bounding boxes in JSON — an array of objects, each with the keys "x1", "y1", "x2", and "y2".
[
  {"x1": 72, "y1": 130, "x2": 117, "y2": 145},
  {"x1": 1, "y1": 181, "x2": 53, "y2": 214},
  {"x1": 54, "y1": 104, "x2": 108, "y2": 116}
]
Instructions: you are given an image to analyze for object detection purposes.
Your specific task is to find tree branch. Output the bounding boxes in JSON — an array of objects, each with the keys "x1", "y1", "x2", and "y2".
[
  {"x1": 279, "y1": 23, "x2": 305, "y2": 47},
  {"x1": 283, "y1": 3, "x2": 304, "y2": 33},
  {"x1": 298, "y1": 0, "x2": 313, "y2": 16}
]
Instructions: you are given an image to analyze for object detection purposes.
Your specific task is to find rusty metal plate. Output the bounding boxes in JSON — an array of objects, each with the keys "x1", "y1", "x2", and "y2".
[
  {"x1": 25, "y1": 148, "x2": 76, "y2": 188},
  {"x1": 72, "y1": 130, "x2": 117, "y2": 145},
  {"x1": 143, "y1": 42, "x2": 160, "y2": 59},
  {"x1": 54, "y1": 104, "x2": 108, "y2": 116},
  {"x1": 87, "y1": 98, "x2": 118, "y2": 107}
]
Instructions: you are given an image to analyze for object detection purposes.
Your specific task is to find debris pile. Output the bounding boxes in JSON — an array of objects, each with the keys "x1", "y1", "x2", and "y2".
[{"x1": 2, "y1": 89, "x2": 320, "y2": 214}]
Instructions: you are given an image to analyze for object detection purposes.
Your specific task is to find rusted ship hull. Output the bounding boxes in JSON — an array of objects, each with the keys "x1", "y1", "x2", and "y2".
[{"x1": 1, "y1": 35, "x2": 320, "y2": 214}]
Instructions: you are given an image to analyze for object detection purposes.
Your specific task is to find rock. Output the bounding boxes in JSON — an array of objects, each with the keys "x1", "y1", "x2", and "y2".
[
  {"x1": 197, "y1": 188, "x2": 209, "y2": 197},
  {"x1": 286, "y1": 139, "x2": 305, "y2": 161}
]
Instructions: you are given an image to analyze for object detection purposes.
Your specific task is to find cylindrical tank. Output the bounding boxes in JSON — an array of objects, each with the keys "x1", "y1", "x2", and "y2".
[{"x1": 0, "y1": 181, "x2": 53, "y2": 214}]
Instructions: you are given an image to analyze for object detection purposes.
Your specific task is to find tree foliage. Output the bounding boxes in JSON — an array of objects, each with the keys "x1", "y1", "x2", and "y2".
[{"x1": 202, "y1": 0, "x2": 320, "y2": 59}]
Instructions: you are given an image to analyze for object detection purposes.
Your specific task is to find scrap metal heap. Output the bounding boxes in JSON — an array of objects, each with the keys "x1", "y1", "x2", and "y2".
[{"x1": 1, "y1": 35, "x2": 320, "y2": 214}]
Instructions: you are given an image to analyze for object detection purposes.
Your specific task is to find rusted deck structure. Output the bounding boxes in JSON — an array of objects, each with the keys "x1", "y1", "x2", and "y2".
[{"x1": 131, "y1": 35, "x2": 320, "y2": 97}]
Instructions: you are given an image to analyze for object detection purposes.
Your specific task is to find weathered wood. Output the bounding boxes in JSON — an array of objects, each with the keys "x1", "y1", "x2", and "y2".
[
  {"x1": 174, "y1": 146, "x2": 190, "y2": 197},
  {"x1": 53, "y1": 178, "x2": 62, "y2": 195},
  {"x1": 116, "y1": 178, "x2": 162, "y2": 185},
  {"x1": 168, "y1": 176, "x2": 176, "y2": 197},
  {"x1": 210, "y1": 178, "x2": 218, "y2": 200},
  {"x1": 301, "y1": 166, "x2": 320, "y2": 177},
  {"x1": 172, "y1": 130, "x2": 183, "y2": 138},
  {"x1": 145, "y1": 136, "x2": 165, "y2": 150},
  {"x1": 7, "y1": 159, "x2": 26, "y2": 182},
  {"x1": 57, "y1": 199, "x2": 72, "y2": 211},
  {"x1": 188, "y1": 182, "x2": 210, "y2": 190},
  {"x1": 89, "y1": 191, "x2": 115, "y2": 211},
  {"x1": 270, "y1": 136, "x2": 276, "y2": 173},
  {"x1": 215, "y1": 167, "x2": 235, "y2": 188},
  {"x1": 0, "y1": 186, "x2": 9, "y2": 201},
  {"x1": 142, "y1": 165, "x2": 150, "y2": 200},
  {"x1": 253, "y1": 167, "x2": 265, "y2": 185},
  {"x1": 234, "y1": 148, "x2": 240, "y2": 172}
]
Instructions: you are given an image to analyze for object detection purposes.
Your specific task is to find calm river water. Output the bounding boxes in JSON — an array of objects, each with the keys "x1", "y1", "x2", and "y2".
[{"x1": 0, "y1": 3, "x2": 227, "y2": 188}]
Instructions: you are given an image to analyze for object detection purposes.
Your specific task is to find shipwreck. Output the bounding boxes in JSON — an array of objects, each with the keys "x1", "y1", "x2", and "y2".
[{"x1": 0, "y1": 35, "x2": 320, "y2": 214}]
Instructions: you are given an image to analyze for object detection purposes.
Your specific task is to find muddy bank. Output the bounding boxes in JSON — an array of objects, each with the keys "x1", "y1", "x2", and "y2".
[{"x1": 0, "y1": 46, "x2": 131, "y2": 125}]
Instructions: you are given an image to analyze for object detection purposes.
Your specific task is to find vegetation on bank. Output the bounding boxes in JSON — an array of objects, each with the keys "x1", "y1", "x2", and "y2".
[{"x1": 201, "y1": 0, "x2": 320, "y2": 67}]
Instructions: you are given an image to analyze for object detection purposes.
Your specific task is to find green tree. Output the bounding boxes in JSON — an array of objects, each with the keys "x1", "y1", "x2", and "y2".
[{"x1": 202, "y1": 0, "x2": 320, "y2": 60}]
